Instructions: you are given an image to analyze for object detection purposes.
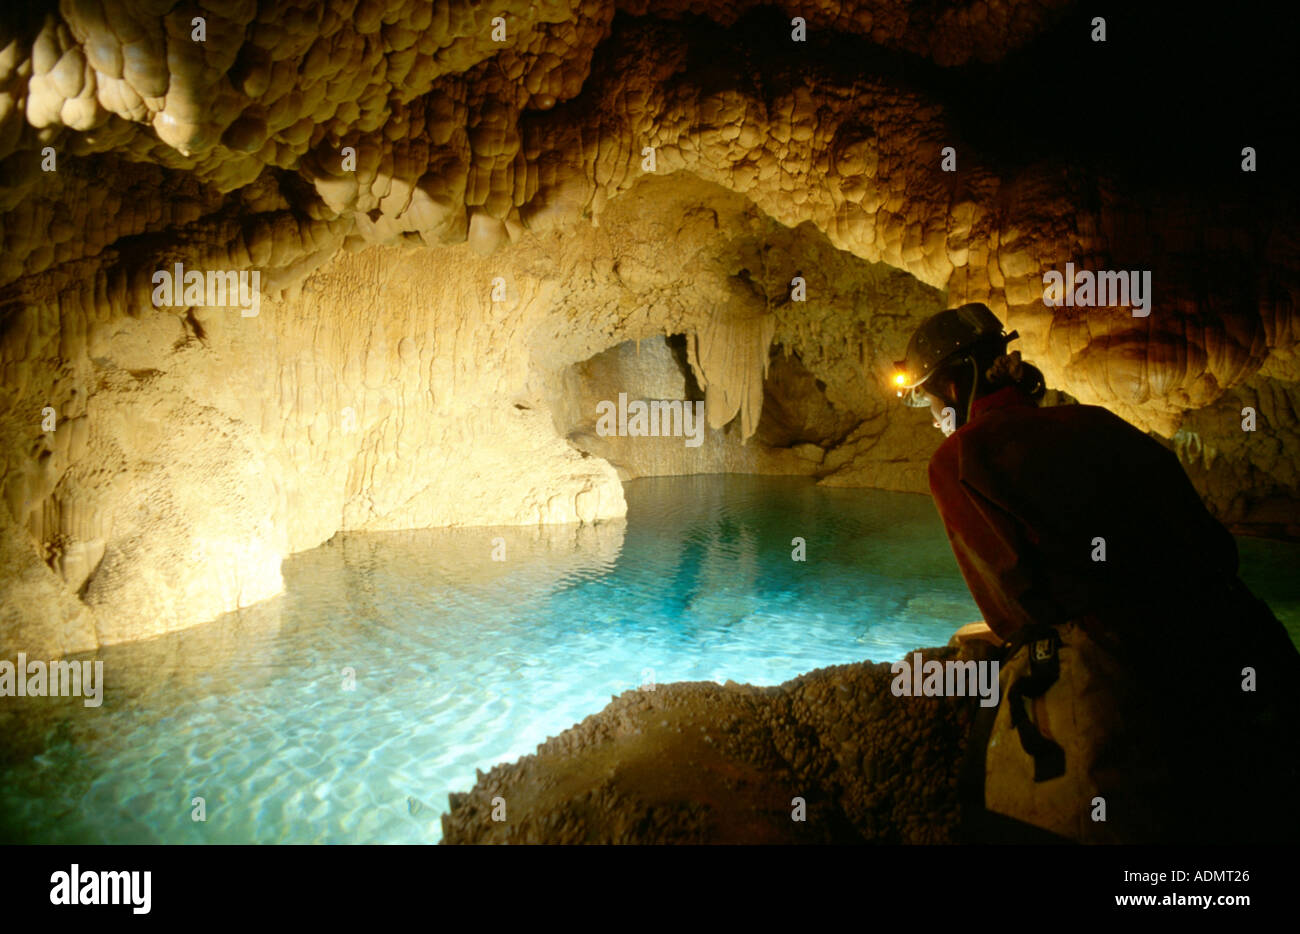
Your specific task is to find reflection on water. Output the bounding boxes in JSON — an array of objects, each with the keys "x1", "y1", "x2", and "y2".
[{"x1": 1, "y1": 476, "x2": 1296, "y2": 843}]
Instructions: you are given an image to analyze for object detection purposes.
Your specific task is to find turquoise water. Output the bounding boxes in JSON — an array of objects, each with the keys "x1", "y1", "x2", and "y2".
[{"x1": 1, "y1": 475, "x2": 1297, "y2": 844}]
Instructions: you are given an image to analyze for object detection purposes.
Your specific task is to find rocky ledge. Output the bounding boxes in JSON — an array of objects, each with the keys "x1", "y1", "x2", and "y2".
[{"x1": 441, "y1": 644, "x2": 977, "y2": 844}]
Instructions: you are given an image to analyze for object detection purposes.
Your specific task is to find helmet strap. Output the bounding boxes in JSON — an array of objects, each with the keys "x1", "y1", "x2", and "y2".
[{"x1": 962, "y1": 356, "x2": 980, "y2": 427}]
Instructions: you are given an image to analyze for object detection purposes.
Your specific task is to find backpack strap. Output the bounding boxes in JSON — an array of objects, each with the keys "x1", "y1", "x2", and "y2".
[
  {"x1": 955, "y1": 629, "x2": 1074, "y2": 844},
  {"x1": 1003, "y1": 623, "x2": 1066, "y2": 782}
]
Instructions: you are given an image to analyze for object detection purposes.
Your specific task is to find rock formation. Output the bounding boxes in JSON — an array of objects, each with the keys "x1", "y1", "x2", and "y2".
[
  {"x1": 441, "y1": 644, "x2": 977, "y2": 844},
  {"x1": 1, "y1": 1, "x2": 1296, "y2": 657}
]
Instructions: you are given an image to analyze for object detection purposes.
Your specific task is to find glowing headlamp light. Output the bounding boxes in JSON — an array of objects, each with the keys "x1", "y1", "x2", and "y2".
[
  {"x1": 891, "y1": 361, "x2": 931, "y2": 407},
  {"x1": 891, "y1": 362, "x2": 910, "y2": 397}
]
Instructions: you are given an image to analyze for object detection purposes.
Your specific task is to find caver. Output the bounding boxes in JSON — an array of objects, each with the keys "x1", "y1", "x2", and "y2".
[{"x1": 894, "y1": 303, "x2": 1300, "y2": 843}]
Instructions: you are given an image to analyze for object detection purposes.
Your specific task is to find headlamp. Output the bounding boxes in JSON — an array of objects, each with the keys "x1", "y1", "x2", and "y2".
[
  {"x1": 891, "y1": 360, "x2": 910, "y2": 397},
  {"x1": 891, "y1": 362, "x2": 931, "y2": 407}
]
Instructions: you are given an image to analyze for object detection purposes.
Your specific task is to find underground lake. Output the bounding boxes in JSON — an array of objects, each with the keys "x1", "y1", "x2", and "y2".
[{"x1": 2, "y1": 475, "x2": 1297, "y2": 845}]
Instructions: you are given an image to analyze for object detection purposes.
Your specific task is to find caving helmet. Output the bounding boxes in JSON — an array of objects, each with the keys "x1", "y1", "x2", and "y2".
[{"x1": 891, "y1": 303, "x2": 1018, "y2": 408}]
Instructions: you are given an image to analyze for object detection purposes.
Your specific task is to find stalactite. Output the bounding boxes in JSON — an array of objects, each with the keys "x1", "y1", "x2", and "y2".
[{"x1": 687, "y1": 306, "x2": 776, "y2": 442}]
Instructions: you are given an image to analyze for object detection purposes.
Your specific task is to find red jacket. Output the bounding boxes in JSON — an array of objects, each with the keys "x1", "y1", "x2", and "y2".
[
  {"x1": 928, "y1": 386, "x2": 1242, "y2": 644},
  {"x1": 929, "y1": 387, "x2": 1300, "y2": 842}
]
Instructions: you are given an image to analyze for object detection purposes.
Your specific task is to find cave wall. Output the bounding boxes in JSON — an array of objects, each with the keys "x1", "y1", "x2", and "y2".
[
  {"x1": 2, "y1": 1, "x2": 1298, "y2": 655},
  {"x1": 543, "y1": 174, "x2": 947, "y2": 484},
  {"x1": 1, "y1": 235, "x2": 630, "y2": 657}
]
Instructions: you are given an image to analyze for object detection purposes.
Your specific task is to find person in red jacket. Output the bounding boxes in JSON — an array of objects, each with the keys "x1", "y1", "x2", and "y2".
[{"x1": 894, "y1": 302, "x2": 1300, "y2": 842}]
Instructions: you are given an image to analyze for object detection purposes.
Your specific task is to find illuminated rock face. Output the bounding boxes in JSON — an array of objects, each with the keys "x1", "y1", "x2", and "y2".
[{"x1": 0, "y1": 2, "x2": 1296, "y2": 652}]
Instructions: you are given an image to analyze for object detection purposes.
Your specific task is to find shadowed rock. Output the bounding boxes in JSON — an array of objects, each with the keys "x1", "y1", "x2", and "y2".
[{"x1": 441, "y1": 645, "x2": 976, "y2": 844}]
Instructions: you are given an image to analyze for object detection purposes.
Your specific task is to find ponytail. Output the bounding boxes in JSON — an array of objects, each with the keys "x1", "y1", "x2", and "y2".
[{"x1": 984, "y1": 350, "x2": 1046, "y2": 402}]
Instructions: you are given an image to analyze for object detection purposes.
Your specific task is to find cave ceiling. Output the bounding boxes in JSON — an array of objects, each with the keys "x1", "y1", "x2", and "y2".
[{"x1": 1, "y1": 0, "x2": 1295, "y2": 430}]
